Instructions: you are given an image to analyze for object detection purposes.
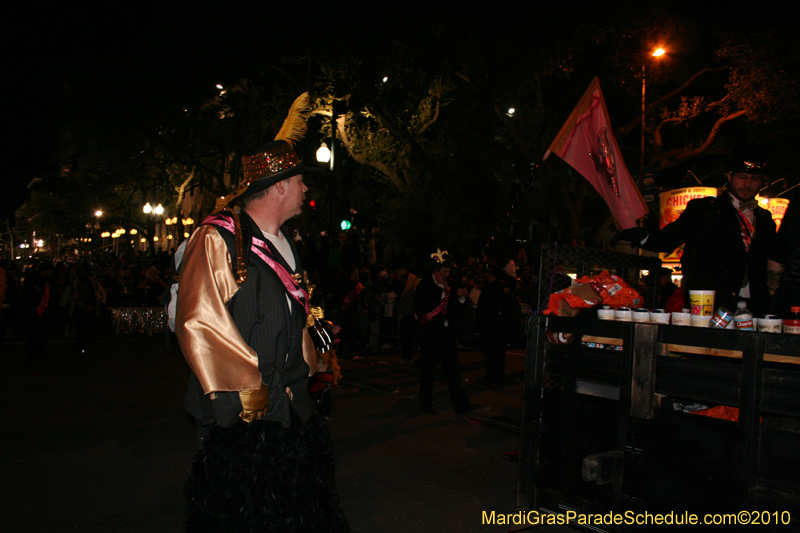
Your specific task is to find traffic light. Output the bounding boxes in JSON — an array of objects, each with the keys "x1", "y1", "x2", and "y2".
[
  {"x1": 340, "y1": 219, "x2": 352, "y2": 231},
  {"x1": 309, "y1": 199, "x2": 318, "y2": 222}
]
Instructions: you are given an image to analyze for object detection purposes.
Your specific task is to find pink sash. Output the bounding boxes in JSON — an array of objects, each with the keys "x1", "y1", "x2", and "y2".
[{"x1": 203, "y1": 214, "x2": 309, "y2": 315}]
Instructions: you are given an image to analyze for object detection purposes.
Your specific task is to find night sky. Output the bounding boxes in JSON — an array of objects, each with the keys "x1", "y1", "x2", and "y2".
[
  {"x1": 9, "y1": 3, "x2": 321, "y2": 204},
  {"x1": 8, "y1": 2, "x2": 794, "y2": 214}
]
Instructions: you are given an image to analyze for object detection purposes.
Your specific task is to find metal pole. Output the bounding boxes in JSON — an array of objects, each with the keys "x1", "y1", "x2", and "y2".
[{"x1": 640, "y1": 62, "x2": 646, "y2": 188}]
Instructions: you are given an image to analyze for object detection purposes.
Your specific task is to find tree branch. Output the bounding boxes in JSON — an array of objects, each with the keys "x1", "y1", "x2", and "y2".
[
  {"x1": 175, "y1": 166, "x2": 195, "y2": 215},
  {"x1": 334, "y1": 113, "x2": 405, "y2": 189},
  {"x1": 619, "y1": 66, "x2": 728, "y2": 137},
  {"x1": 652, "y1": 110, "x2": 747, "y2": 168}
]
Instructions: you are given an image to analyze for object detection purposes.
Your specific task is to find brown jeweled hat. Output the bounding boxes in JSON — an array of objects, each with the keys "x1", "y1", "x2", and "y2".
[
  {"x1": 212, "y1": 92, "x2": 322, "y2": 213},
  {"x1": 239, "y1": 141, "x2": 322, "y2": 199}
]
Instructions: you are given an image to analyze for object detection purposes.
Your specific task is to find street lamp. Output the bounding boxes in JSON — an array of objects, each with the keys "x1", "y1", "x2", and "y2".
[
  {"x1": 316, "y1": 142, "x2": 331, "y2": 164},
  {"x1": 143, "y1": 202, "x2": 164, "y2": 215},
  {"x1": 143, "y1": 202, "x2": 165, "y2": 252}
]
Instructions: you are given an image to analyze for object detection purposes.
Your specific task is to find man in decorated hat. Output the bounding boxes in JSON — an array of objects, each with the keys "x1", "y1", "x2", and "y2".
[
  {"x1": 611, "y1": 152, "x2": 776, "y2": 315},
  {"x1": 413, "y1": 248, "x2": 473, "y2": 415},
  {"x1": 175, "y1": 93, "x2": 349, "y2": 531}
]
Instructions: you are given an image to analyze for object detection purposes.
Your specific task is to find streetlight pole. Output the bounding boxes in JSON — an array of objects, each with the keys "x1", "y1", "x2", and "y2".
[
  {"x1": 143, "y1": 202, "x2": 164, "y2": 254},
  {"x1": 640, "y1": 47, "x2": 666, "y2": 186},
  {"x1": 317, "y1": 101, "x2": 346, "y2": 238}
]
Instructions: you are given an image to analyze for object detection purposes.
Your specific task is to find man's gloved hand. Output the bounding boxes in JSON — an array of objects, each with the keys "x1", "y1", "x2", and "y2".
[
  {"x1": 610, "y1": 227, "x2": 649, "y2": 248},
  {"x1": 239, "y1": 382, "x2": 269, "y2": 423}
]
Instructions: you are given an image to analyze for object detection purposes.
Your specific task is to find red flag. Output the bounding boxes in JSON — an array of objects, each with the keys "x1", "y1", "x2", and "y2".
[{"x1": 544, "y1": 77, "x2": 647, "y2": 229}]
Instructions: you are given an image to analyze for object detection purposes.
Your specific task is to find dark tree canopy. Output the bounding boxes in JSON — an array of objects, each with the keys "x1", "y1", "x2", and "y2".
[{"x1": 10, "y1": 2, "x2": 799, "y2": 264}]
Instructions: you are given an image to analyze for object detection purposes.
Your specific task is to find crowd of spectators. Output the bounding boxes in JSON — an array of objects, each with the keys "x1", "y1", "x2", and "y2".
[
  {"x1": 0, "y1": 249, "x2": 174, "y2": 353},
  {"x1": 0, "y1": 230, "x2": 538, "y2": 355}
]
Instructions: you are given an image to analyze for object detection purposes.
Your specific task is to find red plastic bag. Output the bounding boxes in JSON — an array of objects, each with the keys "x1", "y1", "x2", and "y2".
[
  {"x1": 543, "y1": 291, "x2": 591, "y2": 316},
  {"x1": 691, "y1": 405, "x2": 739, "y2": 421},
  {"x1": 575, "y1": 271, "x2": 644, "y2": 309}
]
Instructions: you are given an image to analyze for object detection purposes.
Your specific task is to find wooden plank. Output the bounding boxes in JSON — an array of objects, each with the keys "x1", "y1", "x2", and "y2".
[
  {"x1": 663, "y1": 343, "x2": 800, "y2": 365},
  {"x1": 664, "y1": 343, "x2": 742, "y2": 359},
  {"x1": 631, "y1": 323, "x2": 657, "y2": 419},
  {"x1": 582, "y1": 335, "x2": 622, "y2": 346}
]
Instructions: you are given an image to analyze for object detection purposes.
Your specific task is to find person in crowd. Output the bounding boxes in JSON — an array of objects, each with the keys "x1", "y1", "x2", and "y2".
[
  {"x1": 413, "y1": 248, "x2": 472, "y2": 415},
  {"x1": 477, "y1": 263, "x2": 514, "y2": 385},
  {"x1": 19, "y1": 260, "x2": 59, "y2": 358},
  {"x1": 612, "y1": 155, "x2": 776, "y2": 315},
  {"x1": 398, "y1": 272, "x2": 419, "y2": 363},
  {"x1": 768, "y1": 199, "x2": 799, "y2": 316}
]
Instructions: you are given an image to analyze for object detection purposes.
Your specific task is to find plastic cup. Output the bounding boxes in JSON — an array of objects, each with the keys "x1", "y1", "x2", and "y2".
[
  {"x1": 615, "y1": 308, "x2": 632, "y2": 322},
  {"x1": 672, "y1": 311, "x2": 692, "y2": 326},
  {"x1": 633, "y1": 309, "x2": 651, "y2": 323},
  {"x1": 650, "y1": 309, "x2": 671, "y2": 325},
  {"x1": 691, "y1": 315, "x2": 710, "y2": 327},
  {"x1": 758, "y1": 316, "x2": 782, "y2": 333},
  {"x1": 597, "y1": 308, "x2": 615, "y2": 320},
  {"x1": 689, "y1": 290, "x2": 715, "y2": 316}
]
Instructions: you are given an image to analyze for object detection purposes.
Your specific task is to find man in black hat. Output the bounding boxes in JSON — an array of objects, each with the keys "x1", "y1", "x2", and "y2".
[
  {"x1": 175, "y1": 93, "x2": 349, "y2": 532},
  {"x1": 612, "y1": 159, "x2": 776, "y2": 315},
  {"x1": 413, "y1": 248, "x2": 472, "y2": 414}
]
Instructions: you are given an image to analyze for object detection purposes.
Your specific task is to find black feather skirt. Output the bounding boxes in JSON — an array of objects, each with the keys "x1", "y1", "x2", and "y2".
[{"x1": 185, "y1": 414, "x2": 350, "y2": 532}]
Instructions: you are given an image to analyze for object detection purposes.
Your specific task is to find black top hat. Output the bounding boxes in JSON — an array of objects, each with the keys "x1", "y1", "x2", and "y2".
[{"x1": 727, "y1": 145, "x2": 767, "y2": 177}]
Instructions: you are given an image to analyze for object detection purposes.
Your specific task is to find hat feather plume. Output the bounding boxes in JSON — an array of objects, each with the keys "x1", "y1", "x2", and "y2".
[{"x1": 274, "y1": 92, "x2": 311, "y2": 147}]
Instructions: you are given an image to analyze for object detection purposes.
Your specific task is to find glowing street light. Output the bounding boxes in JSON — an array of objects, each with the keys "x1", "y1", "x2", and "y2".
[
  {"x1": 143, "y1": 202, "x2": 165, "y2": 252},
  {"x1": 317, "y1": 142, "x2": 331, "y2": 164}
]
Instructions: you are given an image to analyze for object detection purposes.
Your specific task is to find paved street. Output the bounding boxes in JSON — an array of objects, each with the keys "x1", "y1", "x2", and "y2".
[{"x1": 1, "y1": 334, "x2": 568, "y2": 532}]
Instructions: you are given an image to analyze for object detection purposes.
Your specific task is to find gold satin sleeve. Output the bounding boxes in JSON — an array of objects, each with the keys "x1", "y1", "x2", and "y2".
[{"x1": 175, "y1": 225, "x2": 261, "y2": 395}]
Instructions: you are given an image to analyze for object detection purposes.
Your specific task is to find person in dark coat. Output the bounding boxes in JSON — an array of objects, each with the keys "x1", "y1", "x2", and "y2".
[
  {"x1": 612, "y1": 158, "x2": 776, "y2": 316},
  {"x1": 768, "y1": 199, "x2": 800, "y2": 316},
  {"x1": 477, "y1": 263, "x2": 514, "y2": 384},
  {"x1": 175, "y1": 94, "x2": 348, "y2": 532},
  {"x1": 413, "y1": 248, "x2": 472, "y2": 415},
  {"x1": 19, "y1": 260, "x2": 58, "y2": 358}
]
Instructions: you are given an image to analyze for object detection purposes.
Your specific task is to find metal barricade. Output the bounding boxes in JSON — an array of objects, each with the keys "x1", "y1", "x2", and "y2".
[{"x1": 535, "y1": 242, "x2": 661, "y2": 312}]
